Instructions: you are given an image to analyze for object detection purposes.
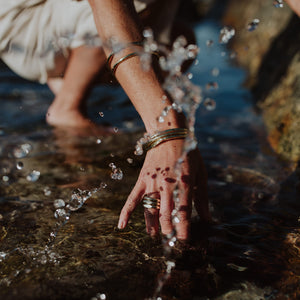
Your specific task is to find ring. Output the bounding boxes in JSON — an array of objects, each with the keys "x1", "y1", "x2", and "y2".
[{"x1": 142, "y1": 195, "x2": 161, "y2": 210}]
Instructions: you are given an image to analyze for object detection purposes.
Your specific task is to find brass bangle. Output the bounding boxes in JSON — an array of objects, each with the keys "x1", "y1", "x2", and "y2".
[
  {"x1": 111, "y1": 52, "x2": 139, "y2": 76},
  {"x1": 106, "y1": 41, "x2": 144, "y2": 69},
  {"x1": 144, "y1": 128, "x2": 188, "y2": 152}
]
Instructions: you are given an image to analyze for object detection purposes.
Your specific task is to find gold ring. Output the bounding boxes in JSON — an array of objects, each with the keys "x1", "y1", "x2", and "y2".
[{"x1": 142, "y1": 195, "x2": 160, "y2": 210}]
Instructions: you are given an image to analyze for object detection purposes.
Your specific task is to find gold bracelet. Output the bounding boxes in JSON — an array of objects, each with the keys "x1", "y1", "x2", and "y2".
[
  {"x1": 106, "y1": 41, "x2": 144, "y2": 69},
  {"x1": 111, "y1": 52, "x2": 139, "y2": 76},
  {"x1": 143, "y1": 128, "x2": 188, "y2": 152}
]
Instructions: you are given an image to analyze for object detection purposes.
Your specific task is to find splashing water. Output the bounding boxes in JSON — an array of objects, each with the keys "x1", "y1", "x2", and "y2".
[
  {"x1": 219, "y1": 26, "x2": 235, "y2": 44},
  {"x1": 109, "y1": 163, "x2": 123, "y2": 180},
  {"x1": 247, "y1": 19, "x2": 260, "y2": 32},
  {"x1": 132, "y1": 29, "x2": 206, "y2": 298},
  {"x1": 203, "y1": 98, "x2": 217, "y2": 111},
  {"x1": 26, "y1": 170, "x2": 40, "y2": 182},
  {"x1": 49, "y1": 186, "x2": 105, "y2": 244},
  {"x1": 12, "y1": 143, "x2": 32, "y2": 158},
  {"x1": 273, "y1": 0, "x2": 284, "y2": 8}
]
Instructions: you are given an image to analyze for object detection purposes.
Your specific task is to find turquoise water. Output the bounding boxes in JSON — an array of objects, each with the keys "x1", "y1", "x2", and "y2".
[{"x1": 0, "y1": 19, "x2": 299, "y2": 300}]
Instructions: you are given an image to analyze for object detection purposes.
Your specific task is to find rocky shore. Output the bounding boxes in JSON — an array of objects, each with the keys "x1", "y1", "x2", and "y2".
[{"x1": 222, "y1": 0, "x2": 300, "y2": 163}]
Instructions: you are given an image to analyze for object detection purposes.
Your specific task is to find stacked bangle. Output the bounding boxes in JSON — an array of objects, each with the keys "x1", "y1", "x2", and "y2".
[
  {"x1": 106, "y1": 41, "x2": 143, "y2": 69},
  {"x1": 143, "y1": 128, "x2": 188, "y2": 152},
  {"x1": 111, "y1": 52, "x2": 139, "y2": 76}
]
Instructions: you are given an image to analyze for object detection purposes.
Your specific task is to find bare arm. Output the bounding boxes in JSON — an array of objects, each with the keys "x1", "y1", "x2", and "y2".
[
  {"x1": 88, "y1": 0, "x2": 209, "y2": 239},
  {"x1": 285, "y1": 0, "x2": 300, "y2": 17},
  {"x1": 88, "y1": 0, "x2": 184, "y2": 133}
]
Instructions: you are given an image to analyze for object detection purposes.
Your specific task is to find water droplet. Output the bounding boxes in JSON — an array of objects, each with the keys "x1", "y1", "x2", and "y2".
[
  {"x1": 54, "y1": 199, "x2": 65, "y2": 209},
  {"x1": 26, "y1": 170, "x2": 40, "y2": 182},
  {"x1": 194, "y1": 59, "x2": 199, "y2": 66},
  {"x1": 2, "y1": 175, "x2": 9, "y2": 182},
  {"x1": 143, "y1": 28, "x2": 153, "y2": 39},
  {"x1": 158, "y1": 116, "x2": 165, "y2": 123},
  {"x1": 96, "y1": 139, "x2": 102, "y2": 144},
  {"x1": 54, "y1": 208, "x2": 67, "y2": 220},
  {"x1": 219, "y1": 26, "x2": 235, "y2": 44},
  {"x1": 99, "y1": 112, "x2": 104, "y2": 117},
  {"x1": 273, "y1": 0, "x2": 284, "y2": 8},
  {"x1": 110, "y1": 165, "x2": 123, "y2": 180},
  {"x1": 100, "y1": 182, "x2": 107, "y2": 189},
  {"x1": 44, "y1": 187, "x2": 51, "y2": 196},
  {"x1": 230, "y1": 51, "x2": 237, "y2": 59},
  {"x1": 258, "y1": 192, "x2": 264, "y2": 199},
  {"x1": 211, "y1": 67, "x2": 220, "y2": 77},
  {"x1": 13, "y1": 143, "x2": 32, "y2": 158},
  {"x1": 16, "y1": 161, "x2": 24, "y2": 170},
  {"x1": 206, "y1": 39, "x2": 214, "y2": 47},
  {"x1": 174, "y1": 216, "x2": 180, "y2": 224},
  {"x1": 225, "y1": 174, "x2": 233, "y2": 182},
  {"x1": 96, "y1": 293, "x2": 107, "y2": 300},
  {"x1": 187, "y1": 73, "x2": 193, "y2": 79},
  {"x1": 203, "y1": 98, "x2": 216, "y2": 111},
  {"x1": 247, "y1": 19, "x2": 260, "y2": 31},
  {"x1": 205, "y1": 82, "x2": 219, "y2": 90}
]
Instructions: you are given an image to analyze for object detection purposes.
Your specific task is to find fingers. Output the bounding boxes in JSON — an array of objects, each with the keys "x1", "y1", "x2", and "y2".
[
  {"x1": 174, "y1": 186, "x2": 192, "y2": 240},
  {"x1": 159, "y1": 189, "x2": 174, "y2": 236},
  {"x1": 118, "y1": 184, "x2": 145, "y2": 229},
  {"x1": 144, "y1": 208, "x2": 160, "y2": 237}
]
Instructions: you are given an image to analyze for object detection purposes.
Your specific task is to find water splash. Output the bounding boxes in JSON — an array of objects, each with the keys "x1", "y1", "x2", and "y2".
[
  {"x1": 91, "y1": 293, "x2": 107, "y2": 300},
  {"x1": 109, "y1": 163, "x2": 123, "y2": 180},
  {"x1": 203, "y1": 98, "x2": 217, "y2": 111},
  {"x1": 273, "y1": 0, "x2": 284, "y2": 8},
  {"x1": 133, "y1": 30, "x2": 205, "y2": 298},
  {"x1": 49, "y1": 185, "x2": 106, "y2": 245},
  {"x1": 219, "y1": 26, "x2": 235, "y2": 44},
  {"x1": 26, "y1": 170, "x2": 40, "y2": 182},
  {"x1": 247, "y1": 19, "x2": 260, "y2": 32},
  {"x1": 12, "y1": 143, "x2": 32, "y2": 158}
]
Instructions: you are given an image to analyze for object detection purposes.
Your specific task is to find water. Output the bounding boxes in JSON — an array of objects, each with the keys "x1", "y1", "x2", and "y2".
[{"x1": 0, "y1": 18, "x2": 299, "y2": 300}]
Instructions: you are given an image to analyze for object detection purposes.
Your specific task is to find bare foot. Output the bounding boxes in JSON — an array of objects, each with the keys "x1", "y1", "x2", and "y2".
[
  {"x1": 46, "y1": 104, "x2": 115, "y2": 137},
  {"x1": 46, "y1": 105, "x2": 92, "y2": 128}
]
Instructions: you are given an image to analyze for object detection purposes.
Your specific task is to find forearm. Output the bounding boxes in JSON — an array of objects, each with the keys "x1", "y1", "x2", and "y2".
[
  {"x1": 88, "y1": 0, "x2": 185, "y2": 134},
  {"x1": 285, "y1": 0, "x2": 300, "y2": 17}
]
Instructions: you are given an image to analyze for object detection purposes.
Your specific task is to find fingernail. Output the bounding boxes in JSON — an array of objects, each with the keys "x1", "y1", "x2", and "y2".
[{"x1": 118, "y1": 220, "x2": 124, "y2": 229}]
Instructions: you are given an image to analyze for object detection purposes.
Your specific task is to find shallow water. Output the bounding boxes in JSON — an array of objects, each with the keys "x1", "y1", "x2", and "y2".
[{"x1": 0, "y1": 19, "x2": 299, "y2": 300}]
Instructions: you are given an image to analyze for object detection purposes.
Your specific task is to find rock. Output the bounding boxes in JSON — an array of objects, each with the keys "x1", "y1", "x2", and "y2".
[{"x1": 222, "y1": 0, "x2": 300, "y2": 162}]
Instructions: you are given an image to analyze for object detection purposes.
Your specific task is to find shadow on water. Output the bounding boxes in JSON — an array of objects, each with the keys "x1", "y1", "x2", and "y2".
[{"x1": 0, "y1": 12, "x2": 299, "y2": 300}]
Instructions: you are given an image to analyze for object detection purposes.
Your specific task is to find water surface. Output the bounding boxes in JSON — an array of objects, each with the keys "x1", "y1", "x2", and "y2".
[{"x1": 0, "y1": 19, "x2": 299, "y2": 300}]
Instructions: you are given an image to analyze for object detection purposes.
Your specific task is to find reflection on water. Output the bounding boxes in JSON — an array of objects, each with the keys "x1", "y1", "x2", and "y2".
[{"x1": 0, "y1": 20, "x2": 299, "y2": 300}]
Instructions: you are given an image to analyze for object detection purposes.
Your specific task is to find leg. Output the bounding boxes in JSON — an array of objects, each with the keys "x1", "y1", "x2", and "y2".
[{"x1": 46, "y1": 45, "x2": 106, "y2": 128}]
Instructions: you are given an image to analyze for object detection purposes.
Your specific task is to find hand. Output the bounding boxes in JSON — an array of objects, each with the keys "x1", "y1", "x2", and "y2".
[{"x1": 118, "y1": 139, "x2": 210, "y2": 240}]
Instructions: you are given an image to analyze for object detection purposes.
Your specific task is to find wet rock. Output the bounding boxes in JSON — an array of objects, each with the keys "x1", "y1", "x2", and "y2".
[{"x1": 223, "y1": 0, "x2": 300, "y2": 162}]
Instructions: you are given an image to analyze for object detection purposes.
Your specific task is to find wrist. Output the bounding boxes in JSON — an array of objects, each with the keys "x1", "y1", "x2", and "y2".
[{"x1": 145, "y1": 110, "x2": 187, "y2": 135}]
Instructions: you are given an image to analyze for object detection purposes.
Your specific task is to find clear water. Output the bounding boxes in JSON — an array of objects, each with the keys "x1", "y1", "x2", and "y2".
[{"x1": 0, "y1": 20, "x2": 299, "y2": 300}]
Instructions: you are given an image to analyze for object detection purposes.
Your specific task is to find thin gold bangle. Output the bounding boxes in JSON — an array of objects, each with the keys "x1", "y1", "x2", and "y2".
[
  {"x1": 106, "y1": 41, "x2": 144, "y2": 69},
  {"x1": 111, "y1": 52, "x2": 139, "y2": 76},
  {"x1": 143, "y1": 128, "x2": 188, "y2": 151}
]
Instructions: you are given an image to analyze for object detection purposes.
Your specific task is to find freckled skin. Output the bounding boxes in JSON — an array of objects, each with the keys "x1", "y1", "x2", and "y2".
[
  {"x1": 159, "y1": 186, "x2": 164, "y2": 191},
  {"x1": 165, "y1": 177, "x2": 176, "y2": 183},
  {"x1": 168, "y1": 122, "x2": 171, "y2": 126},
  {"x1": 151, "y1": 174, "x2": 157, "y2": 179},
  {"x1": 156, "y1": 168, "x2": 161, "y2": 171},
  {"x1": 181, "y1": 175, "x2": 190, "y2": 184},
  {"x1": 147, "y1": 172, "x2": 150, "y2": 175},
  {"x1": 165, "y1": 167, "x2": 170, "y2": 172}
]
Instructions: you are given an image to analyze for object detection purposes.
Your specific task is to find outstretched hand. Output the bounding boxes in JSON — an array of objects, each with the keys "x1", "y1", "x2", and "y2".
[{"x1": 118, "y1": 139, "x2": 210, "y2": 240}]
